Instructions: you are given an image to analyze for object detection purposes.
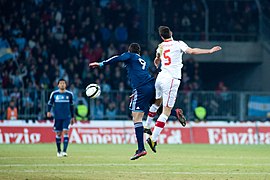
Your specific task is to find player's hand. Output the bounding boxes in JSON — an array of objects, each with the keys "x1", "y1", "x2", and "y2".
[
  {"x1": 47, "y1": 112, "x2": 52, "y2": 118},
  {"x1": 89, "y1": 62, "x2": 100, "y2": 68},
  {"x1": 210, "y1": 46, "x2": 222, "y2": 53},
  {"x1": 70, "y1": 118, "x2": 76, "y2": 125}
]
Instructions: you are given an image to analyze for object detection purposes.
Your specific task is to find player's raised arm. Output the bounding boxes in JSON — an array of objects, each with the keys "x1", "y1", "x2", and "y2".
[
  {"x1": 185, "y1": 46, "x2": 222, "y2": 55},
  {"x1": 89, "y1": 62, "x2": 101, "y2": 68},
  {"x1": 89, "y1": 53, "x2": 131, "y2": 68}
]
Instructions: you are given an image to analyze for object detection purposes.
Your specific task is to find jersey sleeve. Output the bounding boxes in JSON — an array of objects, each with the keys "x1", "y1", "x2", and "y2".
[
  {"x1": 48, "y1": 92, "x2": 55, "y2": 106},
  {"x1": 103, "y1": 53, "x2": 131, "y2": 66},
  {"x1": 69, "y1": 92, "x2": 74, "y2": 105},
  {"x1": 178, "y1": 41, "x2": 189, "y2": 53},
  {"x1": 69, "y1": 92, "x2": 74, "y2": 118}
]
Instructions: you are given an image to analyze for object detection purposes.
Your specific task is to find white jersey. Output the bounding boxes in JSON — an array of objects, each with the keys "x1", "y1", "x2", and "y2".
[{"x1": 156, "y1": 39, "x2": 189, "y2": 79}]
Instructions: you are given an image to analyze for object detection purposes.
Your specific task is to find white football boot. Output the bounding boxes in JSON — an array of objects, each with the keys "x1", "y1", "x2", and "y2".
[
  {"x1": 57, "y1": 152, "x2": 62, "y2": 157},
  {"x1": 62, "y1": 152, "x2": 68, "y2": 157}
]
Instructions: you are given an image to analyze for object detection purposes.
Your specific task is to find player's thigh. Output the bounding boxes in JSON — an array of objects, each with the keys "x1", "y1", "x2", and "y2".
[
  {"x1": 162, "y1": 79, "x2": 180, "y2": 108},
  {"x1": 132, "y1": 111, "x2": 144, "y2": 123},
  {"x1": 63, "y1": 118, "x2": 71, "y2": 131},
  {"x1": 155, "y1": 75, "x2": 163, "y2": 99},
  {"x1": 129, "y1": 82, "x2": 155, "y2": 113},
  {"x1": 54, "y1": 119, "x2": 64, "y2": 132}
]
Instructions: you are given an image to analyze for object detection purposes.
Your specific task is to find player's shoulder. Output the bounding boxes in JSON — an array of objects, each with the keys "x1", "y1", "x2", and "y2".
[
  {"x1": 51, "y1": 89, "x2": 60, "y2": 95},
  {"x1": 176, "y1": 40, "x2": 187, "y2": 45},
  {"x1": 65, "y1": 90, "x2": 74, "y2": 96}
]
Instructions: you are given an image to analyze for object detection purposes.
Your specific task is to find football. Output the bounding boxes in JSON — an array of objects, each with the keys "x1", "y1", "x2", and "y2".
[{"x1": 85, "y1": 84, "x2": 101, "y2": 98}]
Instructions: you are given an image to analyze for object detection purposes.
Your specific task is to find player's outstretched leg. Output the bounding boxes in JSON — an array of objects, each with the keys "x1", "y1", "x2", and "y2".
[
  {"x1": 131, "y1": 121, "x2": 147, "y2": 160},
  {"x1": 130, "y1": 149, "x2": 147, "y2": 160},
  {"x1": 144, "y1": 104, "x2": 159, "y2": 135}
]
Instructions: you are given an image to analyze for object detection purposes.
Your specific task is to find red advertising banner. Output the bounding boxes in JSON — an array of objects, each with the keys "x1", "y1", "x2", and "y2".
[{"x1": 0, "y1": 121, "x2": 270, "y2": 144}]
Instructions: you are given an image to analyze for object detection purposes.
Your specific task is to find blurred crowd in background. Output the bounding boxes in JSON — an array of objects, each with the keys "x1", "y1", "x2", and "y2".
[
  {"x1": 153, "y1": 0, "x2": 259, "y2": 41},
  {"x1": 0, "y1": 0, "x2": 253, "y2": 121}
]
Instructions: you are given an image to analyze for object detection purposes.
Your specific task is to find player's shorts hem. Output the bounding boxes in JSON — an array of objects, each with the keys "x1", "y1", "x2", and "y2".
[
  {"x1": 129, "y1": 109, "x2": 144, "y2": 113},
  {"x1": 54, "y1": 130, "x2": 63, "y2": 132}
]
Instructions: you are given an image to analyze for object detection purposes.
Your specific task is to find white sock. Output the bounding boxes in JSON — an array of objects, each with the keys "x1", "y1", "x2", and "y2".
[
  {"x1": 145, "y1": 104, "x2": 159, "y2": 128},
  {"x1": 152, "y1": 114, "x2": 168, "y2": 142}
]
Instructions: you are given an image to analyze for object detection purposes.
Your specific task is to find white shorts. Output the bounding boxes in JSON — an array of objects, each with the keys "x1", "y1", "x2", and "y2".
[{"x1": 155, "y1": 73, "x2": 181, "y2": 108}]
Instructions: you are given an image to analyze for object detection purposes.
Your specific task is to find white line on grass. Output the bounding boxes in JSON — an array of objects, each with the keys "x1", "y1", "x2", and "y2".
[
  {"x1": 1, "y1": 163, "x2": 270, "y2": 167},
  {"x1": 0, "y1": 170, "x2": 269, "y2": 175},
  {"x1": 1, "y1": 156, "x2": 270, "y2": 160}
]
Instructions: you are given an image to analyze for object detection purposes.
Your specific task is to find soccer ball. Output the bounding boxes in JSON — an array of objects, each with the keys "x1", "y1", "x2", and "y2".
[{"x1": 85, "y1": 84, "x2": 101, "y2": 98}]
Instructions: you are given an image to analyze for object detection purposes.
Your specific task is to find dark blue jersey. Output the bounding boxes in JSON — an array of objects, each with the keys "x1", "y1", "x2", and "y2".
[
  {"x1": 102, "y1": 52, "x2": 154, "y2": 89},
  {"x1": 48, "y1": 90, "x2": 74, "y2": 119}
]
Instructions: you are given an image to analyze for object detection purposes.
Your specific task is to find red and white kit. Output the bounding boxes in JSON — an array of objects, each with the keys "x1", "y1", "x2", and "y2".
[{"x1": 155, "y1": 39, "x2": 189, "y2": 107}]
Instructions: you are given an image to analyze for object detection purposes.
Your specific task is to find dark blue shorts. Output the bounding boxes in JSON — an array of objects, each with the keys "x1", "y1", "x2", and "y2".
[
  {"x1": 129, "y1": 80, "x2": 155, "y2": 113},
  {"x1": 53, "y1": 118, "x2": 71, "y2": 132}
]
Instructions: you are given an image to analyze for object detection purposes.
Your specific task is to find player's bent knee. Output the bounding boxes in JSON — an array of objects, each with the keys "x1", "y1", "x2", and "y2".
[{"x1": 56, "y1": 132, "x2": 62, "y2": 136}]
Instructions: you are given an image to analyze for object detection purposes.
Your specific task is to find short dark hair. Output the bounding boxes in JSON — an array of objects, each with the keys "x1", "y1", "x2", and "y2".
[
  {"x1": 128, "y1": 43, "x2": 141, "y2": 54},
  {"x1": 58, "y1": 78, "x2": 66, "y2": 85},
  {"x1": 158, "y1": 26, "x2": 171, "y2": 39}
]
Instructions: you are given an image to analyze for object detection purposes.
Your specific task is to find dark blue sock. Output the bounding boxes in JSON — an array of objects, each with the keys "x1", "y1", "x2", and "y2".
[
  {"x1": 171, "y1": 109, "x2": 176, "y2": 117},
  {"x1": 56, "y1": 135, "x2": 61, "y2": 152},
  {"x1": 134, "y1": 122, "x2": 144, "y2": 152},
  {"x1": 63, "y1": 135, "x2": 69, "y2": 152}
]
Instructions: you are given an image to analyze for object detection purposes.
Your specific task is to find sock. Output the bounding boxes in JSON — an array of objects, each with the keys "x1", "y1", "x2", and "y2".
[
  {"x1": 145, "y1": 104, "x2": 159, "y2": 128},
  {"x1": 134, "y1": 122, "x2": 145, "y2": 151},
  {"x1": 63, "y1": 134, "x2": 69, "y2": 152},
  {"x1": 152, "y1": 114, "x2": 168, "y2": 142},
  {"x1": 56, "y1": 135, "x2": 61, "y2": 152}
]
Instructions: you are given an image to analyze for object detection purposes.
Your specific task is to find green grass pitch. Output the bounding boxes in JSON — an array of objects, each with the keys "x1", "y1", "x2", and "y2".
[{"x1": 0, "y1": 144, "x2": 269, "y2": 180}]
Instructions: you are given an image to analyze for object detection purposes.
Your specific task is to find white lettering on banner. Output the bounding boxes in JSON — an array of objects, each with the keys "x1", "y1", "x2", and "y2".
[
  {"x1": 0, "y1": 128, "x2": 41, "y2": 144},
  {"x1": 167, "y1": 130, "x2": 182, "y2": 144},
  {"x1": 69, "y1": 129, "x2": 82, "y2": 143},
  {"x1": 69, "y1": 128, "x2": 182, "y2": 144},
  {"x1": 69, "y1": 129, "x2": 137, "y2": 144},
  {"x1": 207, "y1": 128, "x2": 270, "y2": 144}
]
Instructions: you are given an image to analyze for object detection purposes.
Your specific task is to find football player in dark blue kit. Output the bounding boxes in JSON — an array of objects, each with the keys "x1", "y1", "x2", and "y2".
[
  {"x1": 47, "y1": 79, "x2": 75, "y2": 157},
  {"x1": 90, "y1": 43, "x2": 155, "y2": 160}
]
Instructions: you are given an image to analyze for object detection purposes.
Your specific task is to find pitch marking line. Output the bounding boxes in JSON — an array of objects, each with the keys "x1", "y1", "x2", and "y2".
[
  {"x1": 0, "y1": 170, "x2": 269, "y2": 175},
  {"x1": 1, "y1": 163, "x2": 270, "y2": 167},
  {"x1": 1, "y1": 156, "x2": 270, "y2": 160}
]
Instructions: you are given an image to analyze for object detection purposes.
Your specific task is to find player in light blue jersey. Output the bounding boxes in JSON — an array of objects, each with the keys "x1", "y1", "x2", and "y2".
[
  {"x1": 47, "y1": 79, "x2": 75, "y2": 157},
  {"x1": 90, "y1": 43, "x2": 156, "y2": 160}
]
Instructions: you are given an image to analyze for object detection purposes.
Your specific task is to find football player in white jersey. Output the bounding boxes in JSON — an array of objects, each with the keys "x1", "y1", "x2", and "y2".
[{"x1": 146, "y1": 26, "x2": 221, "y2": 153}]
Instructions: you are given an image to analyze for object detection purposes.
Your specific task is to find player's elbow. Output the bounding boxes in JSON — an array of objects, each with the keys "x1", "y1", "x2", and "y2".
[{"x1": 186, "y1": 48, "x2": 195, "y2": 55}]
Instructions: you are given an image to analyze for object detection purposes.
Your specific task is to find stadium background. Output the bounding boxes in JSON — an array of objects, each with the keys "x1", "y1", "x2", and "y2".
[
  {"x1": 0, "y1": 0, "x2": 270, "y2": 142},
  {"x1": 1, "y1": 1, "x2": 270, "y2": 179}
]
